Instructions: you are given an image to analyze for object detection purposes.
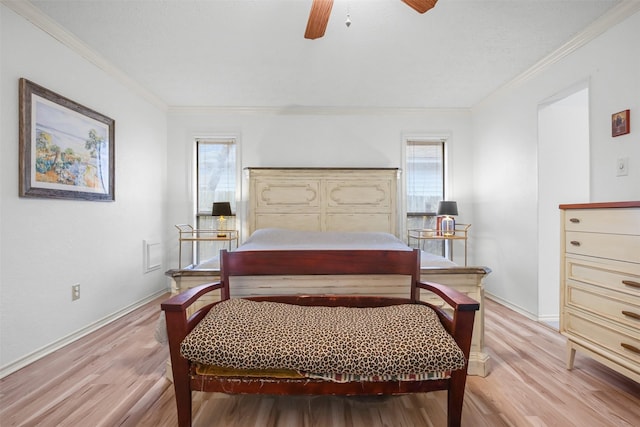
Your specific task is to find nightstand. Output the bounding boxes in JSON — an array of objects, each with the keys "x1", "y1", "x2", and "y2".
[
  {"x1": 175, "y1": 224, "x2": 238, "y2": 268},
  {"x1": 408, "y1": 224, "x2": 471, "y2": 265}
]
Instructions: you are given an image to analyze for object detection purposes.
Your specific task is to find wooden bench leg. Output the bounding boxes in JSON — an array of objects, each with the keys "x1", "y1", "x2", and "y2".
[
  {"x1": 171, "y1": 358, "x2": 192, "y2": 427},
  {"x1": 447, "y1": 370, "x2": 468, "y2": 427},
  {"x1": 163, "y1": 309, "x2": 193, "y2": 427}
]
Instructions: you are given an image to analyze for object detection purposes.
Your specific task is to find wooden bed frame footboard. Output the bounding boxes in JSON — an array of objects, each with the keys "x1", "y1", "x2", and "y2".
[{"x1": 161, "y1": 249, "x2": 479, "y2": 427}]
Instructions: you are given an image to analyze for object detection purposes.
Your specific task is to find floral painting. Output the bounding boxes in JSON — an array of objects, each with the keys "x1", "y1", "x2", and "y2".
[{"x1": 19, "y1": 79, "x2": 115, "y2": 201}]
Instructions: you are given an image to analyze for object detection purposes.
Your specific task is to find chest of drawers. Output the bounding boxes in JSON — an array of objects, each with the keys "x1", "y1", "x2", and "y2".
[{"x1": 559, "y1": 202, "x2": 640, "y2": 382}]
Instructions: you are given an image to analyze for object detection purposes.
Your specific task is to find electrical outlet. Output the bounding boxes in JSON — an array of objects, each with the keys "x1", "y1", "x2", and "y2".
[
  {"x1": 72, "y1": 284, "x2": 80, "y2": 301},
  {"x1": 616, "y1": 157, "x2": 629, "y2": 176}
]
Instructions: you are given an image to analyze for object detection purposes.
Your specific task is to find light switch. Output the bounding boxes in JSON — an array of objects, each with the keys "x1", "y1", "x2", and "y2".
[{"x1": 616, "y1": 157, "x2": 628, "y2": 176}]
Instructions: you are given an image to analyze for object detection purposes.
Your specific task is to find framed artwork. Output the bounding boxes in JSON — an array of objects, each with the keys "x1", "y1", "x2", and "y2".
[
  {"x1": 611, "y1": 109, "x2": 630, "y2": 137},
  {"x1": 19, "y1": 78, "x2": 115, "y2": 201}
]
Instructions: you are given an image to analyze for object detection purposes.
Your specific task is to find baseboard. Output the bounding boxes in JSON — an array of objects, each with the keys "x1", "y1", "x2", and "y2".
[
  {"x1": 0, "y1": 289, "x2": 168, "y2": 379},
  {"x1": 485, "y1": 292, "x2": 538, "y2": 322},
  {"x1": 538, "y1": 314, "x2": 560, "y2": 329},
  {"x1": 486, "y1": 293, "x2": 561, "y2": 327}
]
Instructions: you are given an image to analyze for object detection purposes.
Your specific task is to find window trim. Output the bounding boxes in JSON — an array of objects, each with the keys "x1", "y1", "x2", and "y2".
[
  {"x1": 400, "y1": 132, "x2": 452, "y2": 239},
  {"x1": 193, "y1": 134, "x2": 242, "y2": 226}
]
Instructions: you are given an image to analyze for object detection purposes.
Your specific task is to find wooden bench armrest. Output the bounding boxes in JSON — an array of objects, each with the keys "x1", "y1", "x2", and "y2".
[
  {"x1": 161, "y1": 281, "x2": 225, "y2": 374},
  {"x1": 416, "y1": 280, "x2": 479, "y2": 363},
  {"x1": 161, "y1": 281, "x2": 224, "y2": 313},
  {"x1": 417, "y1": 280, "x2": 480, "y2": 311}
]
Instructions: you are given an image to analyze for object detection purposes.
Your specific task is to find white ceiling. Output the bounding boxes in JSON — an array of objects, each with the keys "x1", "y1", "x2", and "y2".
[{"x1": 26, "y1": 0, "x2": 624, "y2": 109}]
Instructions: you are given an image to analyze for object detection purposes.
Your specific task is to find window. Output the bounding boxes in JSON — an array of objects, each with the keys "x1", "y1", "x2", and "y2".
[
  {"x1": 405, "y1": 139, "x2": 445, "y2": 232},
  {"x1": 195, "y1": 139, "x2": 238, "y2": 262},
  {"x1": 197, "y1": 139, "x2": 236, "y2": 216}
]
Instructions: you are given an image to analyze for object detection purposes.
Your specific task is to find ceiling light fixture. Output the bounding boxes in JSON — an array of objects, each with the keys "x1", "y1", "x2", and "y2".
[{"x1": 345, "y1": 3, "x2": 351, "y2": 28}]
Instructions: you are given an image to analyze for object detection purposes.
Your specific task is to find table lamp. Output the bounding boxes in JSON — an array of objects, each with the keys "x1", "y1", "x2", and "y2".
[
  {"x1": 437, "y1": 201, "x2": 458, "y2": 236},
  {"x1": 212, "y1": 202, "x2": 233, "y2": 236}
]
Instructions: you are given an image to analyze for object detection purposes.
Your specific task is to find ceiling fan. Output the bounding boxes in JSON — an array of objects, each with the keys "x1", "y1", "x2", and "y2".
[{"x1": 304, "y1": 0, "x2": 438, "y2": 39}]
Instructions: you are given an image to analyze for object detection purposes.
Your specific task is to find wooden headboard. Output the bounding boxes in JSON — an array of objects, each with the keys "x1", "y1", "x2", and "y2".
[{"x1": 245, "y1": 168, "x2": 400, "y2": 236}]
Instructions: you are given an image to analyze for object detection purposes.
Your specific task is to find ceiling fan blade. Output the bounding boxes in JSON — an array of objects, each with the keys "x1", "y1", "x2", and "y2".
[
  {"x1": 402, "y1": 0, "x2": 438, "y2": 14},
  {"x1": 304, "y1": 0, "x2": 334, "y2": 40}
]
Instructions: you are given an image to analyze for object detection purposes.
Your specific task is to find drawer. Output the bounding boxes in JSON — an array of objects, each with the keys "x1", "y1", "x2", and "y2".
[
  {"x1": 565, "y1": 231, "x2": 640, "y2": 263},
  {"x1": 563, "y1": 309, "x2": 640, "y2": 366},
  {"x1": 565, "y1": 256, "x2": 640, "y2": 296},
  {"x1": 564, "y1": 208, "x2": 640, "y2": 234},
  {"x1": 566, "y1": 281, "x2": 640, "y2": 329}
]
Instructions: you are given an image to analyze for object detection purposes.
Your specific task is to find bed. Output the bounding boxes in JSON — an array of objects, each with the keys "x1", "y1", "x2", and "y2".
[
  {"x1": 162, "y1": 249, "x2": 479, "y2": 427},
  {"x1": 165, "y1": 168, "x2": 491, "y2": 376}
]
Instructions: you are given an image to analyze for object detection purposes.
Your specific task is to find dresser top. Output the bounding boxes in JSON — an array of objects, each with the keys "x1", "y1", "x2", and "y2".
[{"x1": 559, "y1": 201, "x2": 640, "y2": 209}]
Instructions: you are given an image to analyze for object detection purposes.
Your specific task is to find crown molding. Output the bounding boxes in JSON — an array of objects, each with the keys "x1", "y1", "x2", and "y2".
[
  {"x1": 0, "y1": 0, "x2": 470, "y2": 115},
  {"x1": 6, "y1": 0, "x2": 635, "y2": 114},
  {"x1": 2, "y1": 0, "x2": 168, "y2": 111},
  {"x1": 167, "y1": 105, "x2": 471, "y2": 116},
  {"x1": 474, "y1": 0, "x2": 640, "y2": 109}
]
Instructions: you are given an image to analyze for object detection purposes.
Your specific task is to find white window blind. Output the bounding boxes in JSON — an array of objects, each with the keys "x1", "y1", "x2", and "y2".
[
  {"x1": 196, "y1": 139, "x2": 236, "y2": 215},
  {"x1": 406, "y1": 140, "x2": 444, "y2": 215}
]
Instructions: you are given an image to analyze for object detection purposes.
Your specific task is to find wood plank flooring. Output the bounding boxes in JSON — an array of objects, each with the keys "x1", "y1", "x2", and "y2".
[{"x1": 1, "y1": 294, "x2": 638, "y2": 426}]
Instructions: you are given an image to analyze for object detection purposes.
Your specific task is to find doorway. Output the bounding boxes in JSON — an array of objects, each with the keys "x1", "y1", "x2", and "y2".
[{"x1": 537, "y1": 83, "x2": 590, "y2": 327}]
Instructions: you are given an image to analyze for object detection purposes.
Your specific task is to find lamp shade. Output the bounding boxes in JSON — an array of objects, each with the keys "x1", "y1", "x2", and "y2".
[
  {"x1": 212, "y1": 202, "x2": 232, "y2": 216},
  {"x1": 437, "y1": 201, "x2": 458, "y2": 216}
]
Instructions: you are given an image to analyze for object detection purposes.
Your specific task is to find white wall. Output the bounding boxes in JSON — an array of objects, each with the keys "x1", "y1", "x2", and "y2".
[
  {"x1": 0, "y1": 5, "x2": 168, "y2": 375},
  {"x1": 166, "y1": 109, "x2": 475, "y2": 266},
  {"x1": 472, "y1": 11, "x2": 640, "y2": 318}
]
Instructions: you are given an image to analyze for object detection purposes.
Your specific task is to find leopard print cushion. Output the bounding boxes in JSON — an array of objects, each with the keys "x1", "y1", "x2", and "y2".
[{"x1": 180, "y1": 298, "x2": 466, "y2": 376}]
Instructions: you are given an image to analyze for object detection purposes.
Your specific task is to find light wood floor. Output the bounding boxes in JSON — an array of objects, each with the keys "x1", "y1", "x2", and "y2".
[{"x1": 1, "y1": 294, "x2": 638, "y2": 427}]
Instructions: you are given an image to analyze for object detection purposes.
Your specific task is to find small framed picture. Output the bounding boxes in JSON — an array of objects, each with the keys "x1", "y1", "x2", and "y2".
[{"x1": 611, "y1": 109, "x2": 630, "y2": 137}]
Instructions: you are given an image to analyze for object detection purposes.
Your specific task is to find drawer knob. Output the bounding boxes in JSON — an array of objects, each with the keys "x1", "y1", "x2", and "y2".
[
  {"x1": 570, "y1": 241, "x2": 581, "y2": 247},
  {"x1": 569, "y1": 218, "x2": 581, "y2": 223},
  {"x1": 622, "y1": 280, "x2": 640, "y2": 289},
  {"x1": 622, "y1": 310, "x2": 640, "y2": 320},
  {"x1": 621, "y1": 343, "x2": 640, "y2": 355}
]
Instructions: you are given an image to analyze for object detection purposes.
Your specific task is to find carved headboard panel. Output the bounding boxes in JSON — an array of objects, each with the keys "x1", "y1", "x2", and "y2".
[{"x1": 245, "y1": 168, "x2": 400, "y2": 236}]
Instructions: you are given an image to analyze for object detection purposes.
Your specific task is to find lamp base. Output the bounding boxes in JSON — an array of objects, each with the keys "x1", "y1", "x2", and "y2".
[
  {"x1": 217, "y1": 217, "x2": 227, "y2": 237},
  {"x1": 441, "y1": 216, "x2": 455, "y2": 236}
]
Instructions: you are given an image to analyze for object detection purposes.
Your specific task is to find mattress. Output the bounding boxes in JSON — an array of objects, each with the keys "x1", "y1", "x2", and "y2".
[{"x1": 191, "y1": 228, "x2": 456, "y2": 270}]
